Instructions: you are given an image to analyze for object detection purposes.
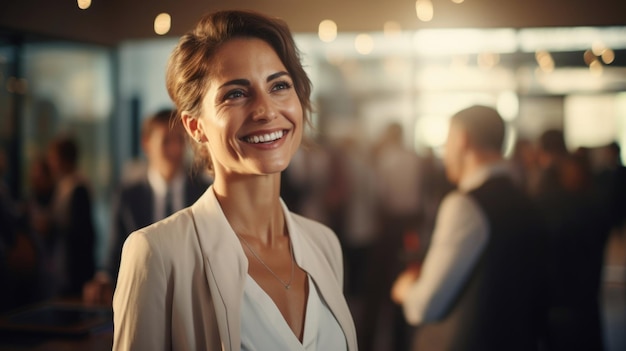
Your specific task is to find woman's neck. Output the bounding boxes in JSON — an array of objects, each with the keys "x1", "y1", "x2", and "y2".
[{"x1": 212, "y1": 173, "x2": 286, "y2": 246}]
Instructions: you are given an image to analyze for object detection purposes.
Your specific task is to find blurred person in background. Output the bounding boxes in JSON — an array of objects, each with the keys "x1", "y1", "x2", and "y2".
[
  {"x1": 391, "y1": 105, "x2": 549, "y2": 351},
  {"x1": 0, "y1": 146, "x2": 19, "y2": 312},
  {"x1": 509, "y1": 137, "x2": 542, "y2": 194},
  {"x1": 362, "y1": 121, "x2": 426, "y2": 351},
  {"x1": 83, "y1": 109, "x2": 211, "y2": 305},
  {"x1": 43, "y1": 135, "x2": 96, "y2": 300},
  {"x1": 1, "y1": 151, "x2": 58, "y2": 313},
  {"x1": 593, "y1": 141, "x2": 626, "y2": 232},
  {"x1": 533, "y1": 129, "x2": 610, "y2": 351}
]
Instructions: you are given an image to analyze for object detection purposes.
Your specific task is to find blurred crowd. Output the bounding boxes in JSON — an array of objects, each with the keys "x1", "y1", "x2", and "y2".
[
  {"x1": 0, "y1": 109, "x2": 212, "y2": 313},
  {"x1": 0, "y1": 113, "x2": 625, "y2": 350},
  {"x1": 282, "y1": 123, "x2": 625, "y2": 351}
]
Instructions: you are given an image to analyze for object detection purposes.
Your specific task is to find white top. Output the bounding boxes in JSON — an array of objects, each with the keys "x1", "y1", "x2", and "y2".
[
  {"x1": 241, "y1": 275, "x2": 347, "y2": 351},
  {"x1": 402, "y1": 162, "x2": 512, "y2": 325}
]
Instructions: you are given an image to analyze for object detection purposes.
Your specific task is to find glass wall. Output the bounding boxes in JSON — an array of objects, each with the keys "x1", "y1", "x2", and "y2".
[{"x1": 0, "y1": 36, "x2": 115, "y2": 265}]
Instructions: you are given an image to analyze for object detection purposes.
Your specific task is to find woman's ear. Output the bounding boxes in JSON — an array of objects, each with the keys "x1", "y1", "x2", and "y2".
[{"x1": 181, "y1": 111, "x2": 204, "y2": 142}]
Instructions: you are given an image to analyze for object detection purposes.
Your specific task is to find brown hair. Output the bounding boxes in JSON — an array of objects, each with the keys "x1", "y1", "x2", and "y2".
[
  {"x1": 451, "y1": 105, "x2": 505, "y2": 153},
  {"x1": 165, "y1": 10, "x2": 313, "y2": 173}
]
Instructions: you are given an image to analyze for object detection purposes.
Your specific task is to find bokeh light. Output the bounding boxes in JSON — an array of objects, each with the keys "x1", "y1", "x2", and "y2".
[
  {"x1": 77, "y1": 0, "x2": 91, "y2": 10},
  {"x1": 319, "y1": 20, "x2": 338, "y2": 43},
  {"x1": 355, "y1": 34, "x2": 374, "y2": 55},
  {"x1": 154, "y1": 13, "x2": 172, "y2": 35}
]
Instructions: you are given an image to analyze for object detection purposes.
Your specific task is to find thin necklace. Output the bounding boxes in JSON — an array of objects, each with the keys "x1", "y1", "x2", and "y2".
[{"x1": 236, "y1": 233, "x2": 295, "y2": 290}]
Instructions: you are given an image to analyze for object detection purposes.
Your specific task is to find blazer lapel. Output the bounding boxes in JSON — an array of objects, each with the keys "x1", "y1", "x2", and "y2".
[
  {"x1": 284, "y1": 202, "x2": 358, "y2": 350},
  {"x1": 190, "y1": 186, "x2": 247, "y2": 351}
]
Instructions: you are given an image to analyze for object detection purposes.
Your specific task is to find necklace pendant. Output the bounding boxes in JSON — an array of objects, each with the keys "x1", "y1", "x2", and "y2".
[{"x1": 285, "y1": 284, "x2": 290, "y2": 290}]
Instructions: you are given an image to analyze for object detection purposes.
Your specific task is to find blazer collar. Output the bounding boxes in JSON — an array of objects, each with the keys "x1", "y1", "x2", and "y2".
[{"x1": 190, "y1": 186, "x2": 246, "y2": 351}]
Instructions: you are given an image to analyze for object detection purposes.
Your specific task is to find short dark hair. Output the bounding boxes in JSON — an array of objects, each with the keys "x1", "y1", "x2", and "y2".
[
  {"x1": 141, "y1": 109, "x2": 180, "y2": 140},
  {"x1": 538, "y1": 129, "x2": 568, "y2": 156},
  {"x1": 50, "y1": 136, "x2": 79, "y2": 171},
  {"x1": 451, "y1": 105, "x2": 505, "y2": 152}
]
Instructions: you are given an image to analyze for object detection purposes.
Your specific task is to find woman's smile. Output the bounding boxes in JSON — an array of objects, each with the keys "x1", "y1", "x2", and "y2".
[{"x1": 242, "y1": 129, "x2": 288, "y2": 145}]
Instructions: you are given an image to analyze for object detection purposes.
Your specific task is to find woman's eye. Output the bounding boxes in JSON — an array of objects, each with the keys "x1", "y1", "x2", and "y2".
[
  {"x1": 224, "y1": 90, "x2": 245, "y2": 100},
  {"x1": 272, "y1": 81, "x2": 292, "y2": 92}
]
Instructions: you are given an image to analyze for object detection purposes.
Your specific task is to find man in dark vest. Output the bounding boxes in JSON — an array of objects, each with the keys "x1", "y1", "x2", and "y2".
[{"x1": 391, "y1": 105, "x2": 549, "y2": 351}]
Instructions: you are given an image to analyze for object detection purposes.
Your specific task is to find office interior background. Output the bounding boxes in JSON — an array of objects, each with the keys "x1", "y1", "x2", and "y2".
[{"x1": 1, "y1": 0, "x2": 625, "y2": 349}]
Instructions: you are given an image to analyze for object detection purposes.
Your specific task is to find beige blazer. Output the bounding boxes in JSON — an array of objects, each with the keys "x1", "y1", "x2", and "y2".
[{"x1": 113, "y1": 186, "x2": 358, "y2": 351}]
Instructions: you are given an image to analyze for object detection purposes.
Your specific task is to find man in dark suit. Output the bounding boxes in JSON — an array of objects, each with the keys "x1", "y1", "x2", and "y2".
[
  {"x1": 391, "y1": 105, "x2": 549, "y2": 351},
  {"x1": 83, "y1": 109, "x2": 211, "y2": 305}
]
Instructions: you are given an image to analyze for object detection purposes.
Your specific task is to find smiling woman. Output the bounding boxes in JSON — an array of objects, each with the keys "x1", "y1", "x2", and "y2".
[{"x1": 111, "y1": 9, "x2": 358, "y2": 351}]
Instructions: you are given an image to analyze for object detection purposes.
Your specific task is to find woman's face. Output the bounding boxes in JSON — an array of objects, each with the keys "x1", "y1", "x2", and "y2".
[{"x1": 193, "y1": 37, "x2": 303, "y2": 178}]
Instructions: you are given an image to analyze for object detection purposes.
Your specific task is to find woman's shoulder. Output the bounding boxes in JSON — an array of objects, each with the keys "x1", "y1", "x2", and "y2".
[{"x1": 124, "y1": 208, "x2": 199, "y2": 256}]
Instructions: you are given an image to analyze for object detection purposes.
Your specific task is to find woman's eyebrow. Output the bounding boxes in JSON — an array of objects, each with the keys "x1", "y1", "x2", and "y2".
[
  {"x1": 218, "y1": 71, "x2": 290, "y2": 89},
  {"x1": 267, "y1": 71, "x2": 289, "y2": 82},
  {"x1": 219, "y1": 79, "x2": 250, "y2": 89}
]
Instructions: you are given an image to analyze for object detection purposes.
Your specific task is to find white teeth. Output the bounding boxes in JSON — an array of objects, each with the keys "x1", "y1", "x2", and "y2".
[{"x1": 245, "y1": 130, "x2": 284, "y2": 144}]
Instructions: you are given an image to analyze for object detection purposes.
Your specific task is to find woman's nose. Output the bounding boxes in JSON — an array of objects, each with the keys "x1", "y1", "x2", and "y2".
[{"x1": 251, "y1": 95, "x2": 277, "y2": 121}]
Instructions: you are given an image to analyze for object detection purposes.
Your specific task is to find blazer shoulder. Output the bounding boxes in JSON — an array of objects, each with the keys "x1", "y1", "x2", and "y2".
[{"x1": 126, "y1": 208, "x2": 199, "y2": 258}]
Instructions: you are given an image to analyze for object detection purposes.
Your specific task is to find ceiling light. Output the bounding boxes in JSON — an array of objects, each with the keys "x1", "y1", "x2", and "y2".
[
  {"x1": 77, "y1": 0, "x2": 91, "y2": 10},
  {"x1": 355, "y1": 34, "x2": 374, "y2": 55},
  {"x1": 416, "y1": 0, "x2": 434, "y2": 22},
  {"x1": 154, "y1": 13, "x2": 172, "y2": 35},
  {"x1": 319, "y1": 20, "x2": 338, "y2": 43}
]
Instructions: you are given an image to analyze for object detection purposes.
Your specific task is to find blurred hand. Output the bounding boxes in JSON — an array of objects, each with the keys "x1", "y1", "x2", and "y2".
[
  {"x1": 391, "y1": 264, "x2": 421, "y2": 305},
  {"x1": 82, "y1": 272, "x2": 113, "y2": 306}
]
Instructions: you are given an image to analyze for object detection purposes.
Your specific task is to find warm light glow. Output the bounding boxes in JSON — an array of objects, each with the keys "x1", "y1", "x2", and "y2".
[
  {"x1": 325, "y1": 50, "x2": 345, "y2": 66},
  {"x1": 497, "y1": 91, "x2": 519, "y2": 121},
  {"x1": 602, "y1": 48, "x2": 615, "y2": 64},
  {"x1": 77, "y1": 0, "x2": 91, "y2": 10},
  {"x1": 416, "y1": 0, "x2": 434, "y2": 22},
  {"x1": 583, "y1": 50, "x2": 596, "y2": 65},
  {"x1": 535, "y1": 50, "x2": 555, "y2": 73},
  {"x1": 319, "y1": 20, "x2": 338, "y2": 43},
  {"x1": 477, "y1": 52, "x2": 500, "y2": 69},
  {"x1": 565, "y1": 94, "x2": 619, "y2": 149},
  {"x1": 592, "y1": 41, "x2": 606, "y2": 56},
  {"x1": 413, "y1": 29, "x2": 517, "y2": 55},
  {"x1": 451, "y1": 0, "x2": 464, "y2": 3},
  {"x1": 384, "y1": 21, "x2": 402, "y2": 38},
  {"x1": 589, "y1": 59, "x2": 603, "y2": 76},
  {"x1": 519, "y1": 27, "x2": 626, "y2": 53},
  {"x1": 355, "y1": 34, "x2": 374, "y2": 55},
  {"x1": 450, "y1": 55, "x2": 469, "y2": 71},
  {"x1": 154, "y1": 13, "x2": 171, "y2": 35},
  {"x1": 416, "y1": 116, "x2": 450, "y2": 148}
]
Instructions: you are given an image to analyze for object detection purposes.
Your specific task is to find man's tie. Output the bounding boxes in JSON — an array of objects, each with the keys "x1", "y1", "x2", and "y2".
[{"x1": 164, "y1": 187, "x2": 174, "y2": 217}]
